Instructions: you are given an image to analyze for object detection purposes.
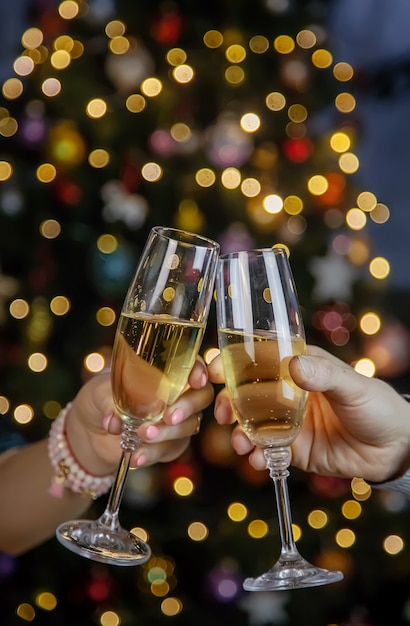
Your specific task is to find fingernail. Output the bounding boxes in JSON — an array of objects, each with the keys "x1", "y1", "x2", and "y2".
[
  {"x1": 296, "y1": 355, "x2": 315, "y2": 378},
  {"x1": 145, "y1": 425, "x2": 160, "y2": 440},
  {"x1": 200, "y1": 372, "x2": 207, "y2": 387},
  {"x1": 102, "y1": 411, "x2": 114, "y2": 431},
  {"x1": 170, "y1": 408, "x2": 184, "y2": 425},
  {"x1": 135, "y1": 454, "x2": 147, "y2": 467}
]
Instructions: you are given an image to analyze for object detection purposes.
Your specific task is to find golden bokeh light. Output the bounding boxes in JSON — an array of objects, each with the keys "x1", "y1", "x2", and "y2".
[
  {"x1": 126, "y1": 94, "x2": 146, "y2": 113},
  {"x1": 88, "y1": 148, "x2": 110, "y2": 168},
  {"x1": 10, "y1": 299, "x2": 30, "y2": 319},
  {"x1": 283, "y1": 195, "x2": 303, "y2": 215},
  {"x1": 58, "y1": 1, "x2": 80, "y2": 20},
  {"x1": 40, "y1": 219, "x2": 61, "y2": 239},
  {"x1": 339, "y1": 152, "x2": 360, "y2": 174},
  {"x1": 227, "y1": 501, "x2": 248, "y2": 522},
  {"x1": 288, "y1": 104, "x2": 308, "y2": 123},
  {"x1": 100, "y1": 610, "x2": 121, "y2": 626},
  {"x1": 307, "y1": 509, "x2": 328, "y2": 529},
  {"x1": 296, "y1": 29, "x2": 317, "y2": 49},
  {"x1": 330, "y1": 131, "x2": 351, "y2": 153},
  {"x1": 240, "y1": 112, "x2": 260, "y2": 132},
  {"x1": 0, "y1": 396, "x2": 10, "y2": 415},
  {"x1": 221, "y1": 167, "x2": 241, "y2": 189},
  {"x1": 2, "y1": 78, "x2": 24, "y2": 100},
  {"x1": 333, "y1": 61, "x2": 354, "y2": 82},
  {"x1": 311, "y1": 49, "x2": 333, "y2": 68},
  {"x1": 141, "y1": 77, "x2": 162, "y2": 96},
  {"x1": 274, "y1": 35, "x2": 295, "y2": 54},
  {"x1": 35, "y1": 591, "x2": 57, "y2": 611},
  {"x1": 203, "y1": 30, "x2": 223, "y2": 49},
  {"x1": 173, "y1": 476, "x2": 194, "y2": 496},
  {"x1": 50, "y1": 49, "x2": 71, "y2": 70},
  {"x1": 187, "y1": 521, "x2": 209, "y2": 541},
  {"x1": 97, "y1": 233, "x2": 118, "y2": 253},
  {"x1": 14, "y1": 56, "x2": 35, "y2": 77},
  {"x1": 109, "y1": 36, "x2": 130, "y2": 55},
  {"x1": 173, "y1": 64, "x2": 194, "y2": 84},
  {"x1": 354, "y1": 358, "x2": 376, "y2": 378},
  {"x1": 335, "y1": 92, "x2": 356, "y2": 113},
  {"x1": 370, "y1": 203, "x2": 390, "y2": 224},
  {"x1": 224, "y1": 65, "x2": 245, "y2": 85},
  {"x1": 307, "y1": 174, "x2": 328, "y2": 196},
  {"x1": 166, "y1": 47, "x2": 187, "y2": 66},
  {"x1": 351, "y1": 477, "x2": 372, "y2": 501},
  {"x1": 36, "y1": 163, "x2": 57, "y2": 183},
  {"x1": 195, "y1": 168, "x2": 216, "y2": 188},
  {"x1": 369, "y1": 256, "x2": 390, "y2": 280},
  {"x1": 335, "y1": 528, "x2": 356, "y2": 548},
  {"x1": 96, "y1": 307, "x2": 116, "y2": 327},
  {"x1": 86, "y1": 98, "x2": 108, "y2": 119},
  {"x1": 266, "y1": 91, "x2": 286, "y2": 111},
  {"x1": 249, "y1": 35, "x2": 269, "y2": 54},
  {"x1": 50, "y1": 295, "x2": 71, "y2": 316},
  {"x1": 141, "y1": 161, "x2": 163, "y2": 182},
  {"x1": 0, "y1": 161, "x2": 13, "y2": 181},
  {"x1": 84, "y1": 352, "x2": 106, "y2": 373},
  {"x1": 357, "y1": 191, "x2": 377, "y2": 212},
  {"x1": 14, "y1": 404, "x2": 34, "y2": 425},
  {"x1": 28, "y1": 352, "x2": 48, "y2": 372},
  {"x1": 383, "y1": 535, "x2": 404, "y2": 555},
  {"x1": 241, "y1": 177, "x2": 261, "y2": 197},
  {"x1": 161, "y1": 597, "x2": 183, "y2": 617},
  {"x1": 226, "y1": 44, "x2": 246, "y2": 63},
  {"x1": 346, "y1": 207, "x2": 367, "y2": 231},
  {"x1": 105, "y1": 20, "x2": 126, "y2": 38},
  {"x1": 360, "y1": 312, "x2": 381, "y2": 335},
  {"x1": 341, "y1": 499, "x2": 362, "y2": 520},
  {"x1": 22, "y1": 27, "x2": 43, "y2": 48},
  {"x1": 247, "y1": 519, "x2": 269, "y2": 538},
  {"x1": 42, "y1": 78, "x2": 62, "y2": 97}
]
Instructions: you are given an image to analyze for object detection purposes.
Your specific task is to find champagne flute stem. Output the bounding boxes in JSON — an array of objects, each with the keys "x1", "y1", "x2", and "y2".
[
  {"x1": 264, "y1": 447, "x2": 300, "y2": 561},
  {"x1": 98, "y1": 422, "x2": 141, "y2": 532}
]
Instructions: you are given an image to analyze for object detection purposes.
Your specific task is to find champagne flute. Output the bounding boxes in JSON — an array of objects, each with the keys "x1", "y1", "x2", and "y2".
[
  {"x1": 215, "y1": 247, "x2": 344, "y2": 590},
  {"x1": 56, "y1": 227, "x2": 219, "y2": 565}
]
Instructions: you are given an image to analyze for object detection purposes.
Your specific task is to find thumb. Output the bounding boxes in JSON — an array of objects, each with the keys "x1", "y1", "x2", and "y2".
[{"x1": 289, "y1": 351, "x2": 374, "y2": 407}]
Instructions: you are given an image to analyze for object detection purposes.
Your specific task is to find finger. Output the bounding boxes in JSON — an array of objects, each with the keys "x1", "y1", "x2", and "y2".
[
  {"x1": 214, "y1": 389, "x2": 236, "y2": 425},
  {"x1": 188, "y1": 356, "x2": 208, "y2": 389},
  {"x1": 231, "y1": 426, "x2": 254, "y2": 454},
  {"x1": 103, "y1": 412, "x2": 122, "y2": 435},
  {"x1": 207, "y1": 353, "x2": 225, "y2": 384},
  {"x1": 248, "y1": 447, "x2": 268, "y2": 471},
  {"x1": 131, "y1": 437, "x2": 191, "y2": 467},
  {"x1": 162, "y1": 381, "x2": 214, "y2": 426},
  {"x1": 290, "y1": 353, "x2": 375, "y2": 404},
  {"x1": 138, "y1": 412, "x2": 203, "y2": 443}
]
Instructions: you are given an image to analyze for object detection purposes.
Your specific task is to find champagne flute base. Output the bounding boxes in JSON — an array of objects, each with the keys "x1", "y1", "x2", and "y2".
[
  {"x1": 243, "y1": 556, "x2": 344, "y2": 591},
  {"x1": 56, "y1": 519, "x2": 151, "y2": 566}
]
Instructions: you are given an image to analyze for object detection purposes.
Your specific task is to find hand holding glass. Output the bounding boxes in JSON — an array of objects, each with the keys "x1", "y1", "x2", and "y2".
[
  {"x1": 56, "y1": 227, "x2": 219, "y2": 565},
  {"x1": 216, "y1": 247, "x2": 344, "y2": 590}
]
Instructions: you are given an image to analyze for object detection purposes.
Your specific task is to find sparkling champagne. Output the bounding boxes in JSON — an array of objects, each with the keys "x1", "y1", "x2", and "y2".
[
  {"x1": 218, "y1": 329, "x2": 307, "y2": 447},
  {"x1": 112, "y1": 313, "x2": 205, "y2": 424}
]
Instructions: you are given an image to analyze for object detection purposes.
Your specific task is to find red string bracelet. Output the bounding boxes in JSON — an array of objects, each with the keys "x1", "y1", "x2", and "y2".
[{"x1": 47, "y1": 403, "x2": 114, "y2": 499}]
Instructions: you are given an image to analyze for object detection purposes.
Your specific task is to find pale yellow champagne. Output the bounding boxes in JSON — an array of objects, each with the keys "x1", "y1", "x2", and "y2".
[
  {"x1": 112, "y1": 313, "x2": 205, "y2": 424},
  {"x1": 219, "y1": 329, "x2": 307, "y2": 447}
]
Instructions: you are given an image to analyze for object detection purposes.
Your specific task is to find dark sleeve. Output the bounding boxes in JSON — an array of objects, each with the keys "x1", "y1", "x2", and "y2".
[{"x1": 0, "y1": 415, "x2": 25, "y2": 454}]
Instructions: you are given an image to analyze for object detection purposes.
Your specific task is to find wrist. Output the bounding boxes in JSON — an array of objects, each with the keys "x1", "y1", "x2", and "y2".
[{"x1": 48, "y1": 404, "x2": 114, "y2": 499}]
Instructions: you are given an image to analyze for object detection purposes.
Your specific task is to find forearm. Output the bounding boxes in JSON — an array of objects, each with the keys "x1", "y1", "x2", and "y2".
[{"x1": 0, "y1": 440, "x2": 92, "y2": 555}]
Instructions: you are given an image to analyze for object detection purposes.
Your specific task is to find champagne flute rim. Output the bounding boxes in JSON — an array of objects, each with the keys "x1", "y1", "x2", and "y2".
[
  {"x1": 152, "y1": 226, "x2": 219, "y2": 250},
  {"x1": 219, "y1": 246, "x2": 288, "y2": 260}
]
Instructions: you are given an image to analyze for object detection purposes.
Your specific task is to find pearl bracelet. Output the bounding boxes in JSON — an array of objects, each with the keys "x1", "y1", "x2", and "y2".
[{"x1": 47, "y1": 403, "x2": 114, "y2": 500}]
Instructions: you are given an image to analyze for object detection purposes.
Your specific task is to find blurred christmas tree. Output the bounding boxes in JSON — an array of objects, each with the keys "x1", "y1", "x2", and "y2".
[{"x1": 1, "y1": 1, "x2": 410, "y2": 625}]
